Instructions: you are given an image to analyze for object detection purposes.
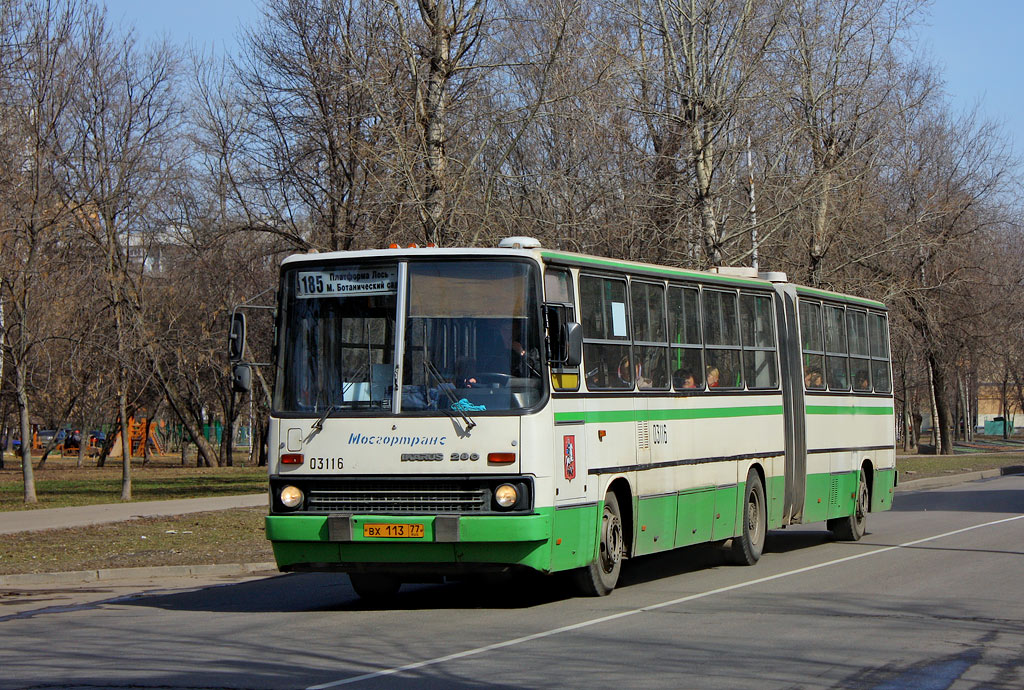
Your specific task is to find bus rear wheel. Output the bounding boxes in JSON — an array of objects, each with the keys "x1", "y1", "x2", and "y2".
[
  {"x1": 829, "y1": 473, "x2": 868, "y2": 541},
  {"x1": 729, "y1": 468, "x2": 766, "y2": 566},
  {"x1": 349, "y1": 573, "x2": 401, "y2": 601},
  {"x1": 574, "y1": 491, "x2": 624, "y2": 596}
]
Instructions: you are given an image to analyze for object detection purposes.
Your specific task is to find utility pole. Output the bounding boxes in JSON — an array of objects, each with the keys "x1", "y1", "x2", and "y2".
[{"x1": 747, "y1": 135, "x2": 758, "y2": 271}]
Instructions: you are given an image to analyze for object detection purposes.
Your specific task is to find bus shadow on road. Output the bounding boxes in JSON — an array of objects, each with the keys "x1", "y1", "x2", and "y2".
[
  {"x1": 617, "y1": 530, "x2": 833, "y2": 589},
  {"x1": 124, "y1": 532, "x2": 847, "y2": 614},
  {"x1": 892, "y1": 487, "x2": 1024, "y2": 513},
  {"x1": 120, "y1": 570, "x2": 580, "y2": 614}
]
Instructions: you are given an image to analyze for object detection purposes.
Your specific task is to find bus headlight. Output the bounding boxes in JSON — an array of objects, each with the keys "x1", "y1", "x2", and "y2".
[
  {"x1": 494, "y1": 483, "x2": 518, "y2": 509},
  {"x1": 280, "y1": 485, "x2": 304, "y2": 509}
]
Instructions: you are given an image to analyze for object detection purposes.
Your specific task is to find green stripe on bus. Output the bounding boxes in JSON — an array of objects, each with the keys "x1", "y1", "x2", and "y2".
[
  {"x1": 540, "y1": 251, "x2": 768, "y2": 287},
  {"x1": 795, "y1": 286, "x2": 886, "y2": 308},
  {"x1": 554, "y1": 405, "x2": 783, "y2": 424},
  {"x1": 806, "y1": 405, "x2": 893, "y2": 416}
]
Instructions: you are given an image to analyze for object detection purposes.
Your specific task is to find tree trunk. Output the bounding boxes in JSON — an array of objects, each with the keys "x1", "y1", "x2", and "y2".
[
  {"x1": 76, "y1": 415, "x2": 86, "y2": 468},
  {"x1": 223, "y1": 391, "x2": 235, "y2": 468},
  {"x1": 119, "y1": 387, "x2": 131, "y2": 500},
  {"x1": 419, "y1": 1, "x2": 452, "y2": 246},
  {"x1": 692, "y1": 126, "x2": 721, "y2": 267},
  {"x1": 17, "y1": 370, "x2": 37, "y2": 503},
  {"x1": 928, "y1": 353, "x2": 953, "y2": 454},
  {"x1": 808, "y1": 168, "x2": 832, "y2": 287},
  {"x1": 142, "y1": 399, "x2": 160, "y2": 467}
]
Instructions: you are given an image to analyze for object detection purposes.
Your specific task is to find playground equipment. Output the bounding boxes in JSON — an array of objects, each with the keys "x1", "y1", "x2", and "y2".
[{"x1": 106, "y1": 417, "x2": 164, "y2": 457}]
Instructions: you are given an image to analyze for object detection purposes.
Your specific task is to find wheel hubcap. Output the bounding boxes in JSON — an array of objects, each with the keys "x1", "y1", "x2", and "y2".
[
  {"x1": 747, "y1": 490, "x2": 764, "y2": 543},
  {"x1": 600, "y1": 509, "x2": 623, "y2": 574},
  {"x1": 856, "y1": 483, "x2": 868, "y2": 523}
]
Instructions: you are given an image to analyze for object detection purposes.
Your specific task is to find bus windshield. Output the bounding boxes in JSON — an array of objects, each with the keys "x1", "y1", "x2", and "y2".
[
  {"x1": 402, "y1": 260, "x2": 543, "y2": 412},
  {"x1": 274, "y1": 259, "x2": 544, "y2": 415}
]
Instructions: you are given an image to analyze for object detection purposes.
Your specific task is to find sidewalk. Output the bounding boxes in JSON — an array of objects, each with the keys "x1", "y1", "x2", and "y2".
[{"x1": 0, "y1": 493, "x2": 266, "y2": 535}]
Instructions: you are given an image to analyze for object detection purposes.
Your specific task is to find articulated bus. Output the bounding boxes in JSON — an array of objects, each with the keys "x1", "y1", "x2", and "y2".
[{"x1": 238, "y1": 237, "x2": 896, "y2": 598}]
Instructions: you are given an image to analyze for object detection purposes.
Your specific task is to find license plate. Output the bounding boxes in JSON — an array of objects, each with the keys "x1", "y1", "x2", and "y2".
[{"x1": 362, "y1": 523, "x2": 425, "y2": 539}]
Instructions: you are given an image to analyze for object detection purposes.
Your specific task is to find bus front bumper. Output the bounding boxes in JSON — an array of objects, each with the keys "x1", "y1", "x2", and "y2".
[
  {"x1": 265, "y1": 512, "x2": 558, "y2": 573},
  {"x1": 266, "y1": 512, "x2": 551, "y2": 543}
]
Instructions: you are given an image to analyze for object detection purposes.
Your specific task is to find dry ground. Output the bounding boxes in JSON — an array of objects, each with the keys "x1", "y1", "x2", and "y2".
[{"x1": 0, "y1": 507, "x2": 273, "y2": 576}]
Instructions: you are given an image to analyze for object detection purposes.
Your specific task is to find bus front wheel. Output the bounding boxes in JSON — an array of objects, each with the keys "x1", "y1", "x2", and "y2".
[
  {"x1": 729, "y1": 468, "x2": 766, "y2": 565},
  {"x1": 574, "y1": 491, "x2": 624, "y2": 596},
  {"x1": 829, "y1": 473, "x2": 868, "y2": 541}
]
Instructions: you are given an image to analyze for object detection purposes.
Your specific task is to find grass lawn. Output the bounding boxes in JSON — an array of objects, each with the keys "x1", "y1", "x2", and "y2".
[
  {"x1": 896, "y1": 451, "x2": 1024, "y2": 481},
  {"x1": 0, "y1": 507, "x2": 273, "y2": 576},
  {"x1": 0, "y1": 454, "x2": 266, "y2": 510}
]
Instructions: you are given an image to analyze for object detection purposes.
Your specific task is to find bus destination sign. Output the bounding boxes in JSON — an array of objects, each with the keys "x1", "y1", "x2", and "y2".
[{"x1": 296, "y1": 268, "x2": 398, "y2": 298}]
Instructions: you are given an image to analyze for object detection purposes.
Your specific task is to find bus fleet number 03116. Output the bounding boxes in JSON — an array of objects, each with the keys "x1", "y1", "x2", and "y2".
[{"x1": 308, "y1": 457, "x2": 344, "y2": 470}]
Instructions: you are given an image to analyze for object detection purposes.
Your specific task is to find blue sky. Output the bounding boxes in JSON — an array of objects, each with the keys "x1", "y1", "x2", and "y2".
[
  {"x1": 103, "y1": 0, "x2": 1024, "y2": 156},
  {"x1": 915, "y1": 0, "x2": 1024, "y2": 156},
  {"x1": 101, "y1": 0, "x2": 259, "y2": 53}
]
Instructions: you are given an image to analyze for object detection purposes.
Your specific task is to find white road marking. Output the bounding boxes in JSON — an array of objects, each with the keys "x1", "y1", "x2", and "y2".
[{"x1": 307, "y1": 514, "x2": 1024, "y2": 689}]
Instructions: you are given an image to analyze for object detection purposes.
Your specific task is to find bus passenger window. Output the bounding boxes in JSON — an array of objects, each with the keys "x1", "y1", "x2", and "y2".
[
  {"x1": 825, "y1": 305, "x2": 849, "y2": 391},
  {"x1": 669, "y1": 286, "x2": 704, "y2": 390},
  {"x1": 703, "y1": 289, "x2": 741, "y2": 388},
  {"x1": 631, "y1": 281, "x2": 669, "y2": 390},
  {"x1": 847, "y1": 310, "x2": 871, "y2": 392},
  {"x1": 580, "y1": 275, "x2": 631, "y2": 390},
  {"x1": 740, "y1": 293, "x2": 778, "y2": 389},
  {"x1": 799, "y1": 301, "x2": 826, "y2": 390},
  {"x1": 870, "y1": 312, "x2": 892, "y2": 393}
]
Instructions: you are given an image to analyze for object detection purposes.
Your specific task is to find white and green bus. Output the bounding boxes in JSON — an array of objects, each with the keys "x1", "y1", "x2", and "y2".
[{"x1": 240, "y1": 237, "x2": 896, "y2": 598}]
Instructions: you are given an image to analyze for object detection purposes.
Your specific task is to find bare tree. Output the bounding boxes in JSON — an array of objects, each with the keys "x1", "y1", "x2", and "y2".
[
  {"x1": 0, "y1": 0, "x2": 83, "y2": 502},
  {"x1": 66, "y1": 6, "x2": 194, "y2": 492},
  {"x1": 773, "y1": 0, "x2": 923, "y2": 285},
  {"x1": 625, "y1": 0, "x2": 781, "y2": 266}
]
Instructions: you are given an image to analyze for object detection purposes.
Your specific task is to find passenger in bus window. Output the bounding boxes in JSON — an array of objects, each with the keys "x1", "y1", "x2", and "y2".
[
  {"x1": 673, "y1": 369, "x2": 698, "y2": 389},
  {"x1": 638, "y1": 352, "x2": 665, "y2": 389},
  {"x1": 706, "y1": 366, "x2": 720, "y2": 388},
  {"x1": 617, "y1": 355, "x2": 637, "y2": 387},
  {"x1": 804, "y1": 368, "x2": 824, "y2": 389}
]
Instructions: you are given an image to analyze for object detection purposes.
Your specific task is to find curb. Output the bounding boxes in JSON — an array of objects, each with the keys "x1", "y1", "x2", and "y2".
[
  {"x1": 896, "y1": 465, "x2": 1024, "y2": 492},
  {"x1": 0, "y1": 561, "x2": 279, "y2": 587}
]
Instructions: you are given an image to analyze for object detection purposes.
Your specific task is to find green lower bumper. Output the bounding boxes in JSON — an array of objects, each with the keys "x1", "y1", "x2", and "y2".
[{"x1": 266, "y1": 510, "x2": 575, "y2": 574}]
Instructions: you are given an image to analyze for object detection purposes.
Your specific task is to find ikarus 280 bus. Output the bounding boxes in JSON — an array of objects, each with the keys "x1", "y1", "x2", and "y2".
[{"x1": 231, "y1": 237, "x2": 896, "y2": 598}]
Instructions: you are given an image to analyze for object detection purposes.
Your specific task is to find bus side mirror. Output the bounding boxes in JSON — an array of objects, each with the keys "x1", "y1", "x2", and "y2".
[
  {"x1": 232, "y1": 363, "x2": 252, "y2": 393},
  {"x1": 228, "y1": 311, "x2": 246, "y2": 362},
  {"x1": 564, "y1": 322, "x2": 582, "y2": 367},
  {"x1": 545, "y1": 304, "x2": 582, "y2": 367}
]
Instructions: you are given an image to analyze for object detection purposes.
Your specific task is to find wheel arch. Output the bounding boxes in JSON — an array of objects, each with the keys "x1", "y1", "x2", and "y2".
[
  {"x1": 860, "y1": 459, "x2": 875, "y2": 510},
  {"x1": 748, "y1": 461, "x2": 767, "y2": 492}
]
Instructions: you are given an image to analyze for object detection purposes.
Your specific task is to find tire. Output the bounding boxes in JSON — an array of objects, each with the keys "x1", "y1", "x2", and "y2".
[
  {"x1": 349, "y1": 573, "x2": 401, "y2": 600},
  {"x1": 574, "y1": 491, "x2": 624, "y2": 596},
  {"x1": 830, "y1": 473, "x2": 868, "y2": 541},
  {"x1": 729, "y1": 468, "x2": 766, "y2": 566}
]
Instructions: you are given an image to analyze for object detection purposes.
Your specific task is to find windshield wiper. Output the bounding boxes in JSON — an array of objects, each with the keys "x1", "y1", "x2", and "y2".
[
  {"x1": 424, "y1": 358, "x2": 477, "y2": 432},
  {"x1": 311, "y1": 403, "x2": 337, "y2": 432},
  {"x1": 311, "y1": 363, "x2": 370, "y2": 431}
]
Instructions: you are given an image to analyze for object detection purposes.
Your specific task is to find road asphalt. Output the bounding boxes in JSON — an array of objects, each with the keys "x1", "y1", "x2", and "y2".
[{"x1": 0, "y1": 466, "x2": 1020, "y2": 588}]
